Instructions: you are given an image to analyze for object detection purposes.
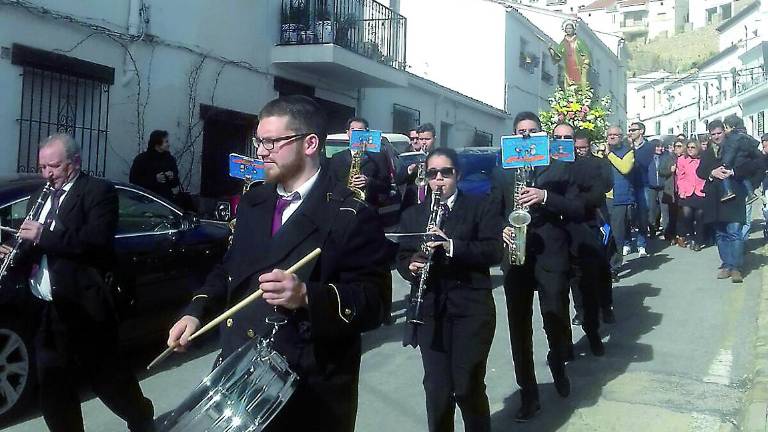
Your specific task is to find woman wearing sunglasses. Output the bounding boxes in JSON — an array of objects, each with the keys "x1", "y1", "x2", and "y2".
[
  {"x1": 675, "y1": 140, "x2": 707, "y2": 251},
  {"x1": 395, "y1": 148, "x2": 502, "y2": 432}
]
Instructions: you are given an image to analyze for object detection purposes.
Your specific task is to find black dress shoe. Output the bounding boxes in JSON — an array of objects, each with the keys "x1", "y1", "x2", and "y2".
[
  {"x1": 602, "y1": 307, "x2": 616, "y2": 324},
  {"x1": 571, "y1": 313, "x2": 583, "y2": 326},
  {"x1": 611, "y1": 271, "x2": 620, "y2": 283},
  {"x1": 383, "y1": 314, "x2": 396, "y2": 326},
  {"x1": 547, "y1": 355, "x2": 570, "y2": 398},
  {"x1": 586, "y1": 331, "x2": 605, "y2": 357},
  {"x1": 514, "y1": 400, "x2": 541, "y2": 422}
]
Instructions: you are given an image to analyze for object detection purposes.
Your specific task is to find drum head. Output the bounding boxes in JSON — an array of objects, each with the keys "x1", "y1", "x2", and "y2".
[{"x1": 156, "y1": 337, "x2": 298, "y2": 432}]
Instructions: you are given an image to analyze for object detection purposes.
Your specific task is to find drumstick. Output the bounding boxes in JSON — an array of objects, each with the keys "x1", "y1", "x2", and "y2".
[{"x1": 147, "y1": 247, "x2": 321, "y2": 370}]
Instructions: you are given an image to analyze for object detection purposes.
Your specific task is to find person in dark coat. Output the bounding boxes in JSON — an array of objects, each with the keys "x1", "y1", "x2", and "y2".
[
  {"x1": 167, "y1": 96, "x2": 392, "y2": 432},
  {"x1": 567, "y1": 127, "x2": 614, "y2": 335},
  {"x1": 129, "y1": 130, "x2": 181, "y2": 202},
  {"x1": 658, "y1": 141, "x2": 683, "y2": 244},
  {"x1": 489, "y1": 112, "x2": 585, "y2": 422},
  {"x1": 0, "y1": 134, "x2": 154, "y2": 432},
  {"x1": 396, "y1": 148, "x2": 502, "y2": 432},
  {"x1": 400, "y1": 123, "x2": 438, "y2": 212},
  {"x1": 328, "y1": 117, "x2": 392, "y2": 208},
  {"x1": 696, "y1": 120, "x2": 764, "y2": 283}
]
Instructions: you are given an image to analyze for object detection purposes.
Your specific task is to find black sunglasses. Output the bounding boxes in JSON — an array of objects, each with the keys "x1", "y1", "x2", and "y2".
[
  {"x1": 553, "y1": 134, "x2": 573, "y2": 140},
  {"x1": 426, "y1": 167, "x2": 456, "y2": 179},
  {"x1": 628, "y1": 128, "x2": 641, "y2": 132},
  {"x1": 517, "y1": 128, "x2": 539, "y2": 135}
]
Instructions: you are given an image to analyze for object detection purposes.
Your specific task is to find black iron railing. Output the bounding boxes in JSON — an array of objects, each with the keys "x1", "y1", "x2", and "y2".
[{"x1": 279, "y1": 0, "x2": 407, "y2": 69}]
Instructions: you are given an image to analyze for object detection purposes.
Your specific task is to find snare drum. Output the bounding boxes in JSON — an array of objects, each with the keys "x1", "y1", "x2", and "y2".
[{"x1": 156, "y1": 336, "x2": 298, "y2": 432}]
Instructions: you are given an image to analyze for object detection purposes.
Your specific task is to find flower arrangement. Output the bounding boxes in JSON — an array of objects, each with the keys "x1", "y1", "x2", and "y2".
[{"x1": 539, "y1": 84, "x2": 611, "y2": 148}]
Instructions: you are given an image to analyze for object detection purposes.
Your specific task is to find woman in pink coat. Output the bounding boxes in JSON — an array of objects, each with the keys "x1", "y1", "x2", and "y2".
[{"x1": 675, "y1": 140, "x2": 707, "y2": 251}]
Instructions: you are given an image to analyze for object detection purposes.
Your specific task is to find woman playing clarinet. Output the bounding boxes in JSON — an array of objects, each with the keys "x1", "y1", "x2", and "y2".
[{"x1": 396, "y1": 147, "x2": 503, "y2": 432}]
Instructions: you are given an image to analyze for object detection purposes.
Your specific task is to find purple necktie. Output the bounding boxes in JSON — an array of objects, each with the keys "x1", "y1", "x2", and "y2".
[
  {"x1": 418, "y1": 185, "x2": 426, "y2": 203},
  {"x1": 271, "y1": 194, "x2": 297, "y2": 236}
]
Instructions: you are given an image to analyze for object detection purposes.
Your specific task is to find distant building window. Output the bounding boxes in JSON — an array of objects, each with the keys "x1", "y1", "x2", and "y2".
[
  {"x1": 473, "y1": 130, "x2": 493, "y2": 147},
  {"x1": 642, "y1": 95, "x2": 646, "y2": 108},
  {"x1": 758, "y1": 111, "x2": 765, "y2": 136},
  {"x1": 682, "y1": 122, "x2": 688, "y2": 136},
  {"x1": 518, "y1": 38, "x2": 537, "y2": 75},
  {"x1": 690, "y1": 119, "x2": 696, "y2": 135},
  {"x1": 655, "y1": 121, "x2": 661, "y2": 135},
  {"x1": 392, "y1": 104, "x2": 420, "y2": 135}
]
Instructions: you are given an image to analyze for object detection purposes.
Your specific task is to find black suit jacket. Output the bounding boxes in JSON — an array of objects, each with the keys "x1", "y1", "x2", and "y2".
[
  {"x1": 19, "y1": 173, "x2": 119, "y2": 328},
  {"x1": 696, "y1": 144, "x2": 763, "y2": 224},
  {"x1": 396, "y1": 191, "x2": 502, "y2": 296},
  {"x1": 489, "y1": 160, "x2": 584, "y2": 273},
  {"x1": 185, "y1": 170, "x2": 391, "y2": 430},
  {"x1": 328, "y1": 149, "x2": 391, "y2": 207}
]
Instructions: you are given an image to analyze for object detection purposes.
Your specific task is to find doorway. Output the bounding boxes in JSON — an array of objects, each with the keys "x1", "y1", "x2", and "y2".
[{"x1": 200, "y1": 104, "x2": 258, "y2": 198}]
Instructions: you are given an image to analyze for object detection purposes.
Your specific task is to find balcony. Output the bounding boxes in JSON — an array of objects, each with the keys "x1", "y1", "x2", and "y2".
[
  {"x1": 272, "y1": 0, "x2": 408, "y2": 88},
  {"x1": 620, "y1": 18, "x2": 648, "y2": 34},
  {"x1": 736, "y1": 72, "x2": 768, "y2": 103}
]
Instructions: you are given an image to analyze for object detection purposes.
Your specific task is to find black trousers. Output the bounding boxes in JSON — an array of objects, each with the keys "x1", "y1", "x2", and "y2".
[
  {"x1": 33, "y1": 301, "x2": 153, "y2": 432},
  {"x1": 417, "y1": 288, "x2": 495, "y2": 432},
  {"x1": 571, "y1": 225, "x2": 613, "y2": 326},
  {"x1": 503, "y1": 265, "x2": 570, "y2": 402}
]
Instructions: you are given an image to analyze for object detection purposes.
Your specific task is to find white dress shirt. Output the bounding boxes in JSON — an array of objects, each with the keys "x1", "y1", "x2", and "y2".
[
  {"x1": 442, "y1": 192, "x2": 457, "y2": 257},
  {"x1": 275, "y1": 168, "x2": 321, "y2": 224},
  {"x1": 29, "y1": 174, "x2": 79, "y2": 301}
]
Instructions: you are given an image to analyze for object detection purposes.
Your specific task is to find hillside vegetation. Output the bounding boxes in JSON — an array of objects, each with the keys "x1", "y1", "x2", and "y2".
[{"x1": 626, "y1": 25, "x2": 719, "y2": 76}]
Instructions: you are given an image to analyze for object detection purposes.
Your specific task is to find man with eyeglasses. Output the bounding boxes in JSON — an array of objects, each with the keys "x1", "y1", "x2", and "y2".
[
  {"x1": 328, "y1": 117, "x2": 391, "y2": 209},
  {"x1": 603, "y1": 125, "x2": 635, "y2": 279},
  {"x1": 566, "y1": 127, "x2": 615, "y2": 334},
  {"x1": 400, "y1": 123, "x2": 439, "y2": 211},
  {"x1": 490, "y1": 112, "x2": 585, "y2": 422},
  {"x1": 167, "y1": 95, "x2": 392, "y2": 431},
  {"x1": 626, "y1": 122, "x2": 655, "y2": 257},
  {"x1": 697, "y1": 119, "x2": 764, "y2": 283}
]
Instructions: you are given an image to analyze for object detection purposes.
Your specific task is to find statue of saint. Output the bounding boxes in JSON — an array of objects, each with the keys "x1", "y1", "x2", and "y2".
[{"x1": 548, "y1": 20, "x2": 591, "y2": 88}]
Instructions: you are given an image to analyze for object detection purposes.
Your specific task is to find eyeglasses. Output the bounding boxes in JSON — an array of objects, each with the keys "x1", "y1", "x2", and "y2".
[
  {"x1": 253, "y1": 132, "x2": 312, "y2": 151},
  {"x1": 628, "y1": 128, "x2": 640, "y2": 132},
  {"x1": 425, "y1": 167, "x2": 456, "y2": 179},
  {"x1": 553, "y1": 134, "x2": 573, "y2": 140},
  {"x1": 517, "y1": 128, "x2": 539, "y2": 135}
]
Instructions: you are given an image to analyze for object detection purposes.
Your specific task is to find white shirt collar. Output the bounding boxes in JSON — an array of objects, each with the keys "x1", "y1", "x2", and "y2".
[
  {"x1": 276, "y1": 168, "x2": 321, "y2": 199},
  {"x1": 444, "y1": 191, "x2": 458, "y2": 209},
  {"x1": 59, "y1": 172, "x2": 80, "y2": 193}
]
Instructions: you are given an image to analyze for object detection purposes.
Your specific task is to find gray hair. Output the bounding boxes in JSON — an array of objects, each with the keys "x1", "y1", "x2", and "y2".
[{"x1": 41, "y1": 133, "x2": 81, "y2": 164}]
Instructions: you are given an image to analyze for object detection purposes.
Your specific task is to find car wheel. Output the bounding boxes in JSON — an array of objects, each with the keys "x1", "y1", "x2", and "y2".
[{"x1": 0, "y1": 326, "x2": 35, "y2": 420}]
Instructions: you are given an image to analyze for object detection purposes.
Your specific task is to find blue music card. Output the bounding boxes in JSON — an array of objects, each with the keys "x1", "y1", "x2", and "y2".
[
  {"x1": 229, "y1": 153, "x2": 264, "y2": 181},
  {"x1": 550, "y1": 139, "x2": 575, "y2": 162},
  {"x1": 349, "y1": 130, "x2": 382, "y2": 153},
  {"x1": 500, "y1": 132, "x2": 550, "y2": 169}
]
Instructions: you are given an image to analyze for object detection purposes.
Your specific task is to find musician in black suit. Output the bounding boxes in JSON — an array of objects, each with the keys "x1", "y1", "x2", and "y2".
[
  {"x1": 0, "y1": 134, "x2": 154, "y2": 431},
  {"x1": 396, "y1": 148, "x2": 502, "y2": 432},
  {"x1": 168, "y1": 96, "x2": 391, "y2": 432},
  {"x1": 489, "y1": 112, "x2": 584, "y2": 422},
  {"x1": 399, "y1": 123, "x2": 438, "y2": 211},
  {"x1": 328, "y1": 117, "x2": 392, "y2": 208}
]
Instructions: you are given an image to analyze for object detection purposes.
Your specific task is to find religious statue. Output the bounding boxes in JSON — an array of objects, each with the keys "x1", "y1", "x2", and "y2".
[{"x1": 548, "y1": 20, "x2": 591, "y2": 88}]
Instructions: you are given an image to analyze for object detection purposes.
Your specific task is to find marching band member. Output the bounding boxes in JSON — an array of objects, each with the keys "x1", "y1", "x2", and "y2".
[
  {"x1": 167, "y1": 96, "x2": 391, "y2": 432},
  {"x1": 396, "y1": 148, "x2": 502, "y2": 432},
  {"x1": 490, "y1": 112, "x2": 585, "y2": 422}
]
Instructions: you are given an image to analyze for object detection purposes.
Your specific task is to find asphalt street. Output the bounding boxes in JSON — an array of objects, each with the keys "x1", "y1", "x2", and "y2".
[{"x1": 3, "y1": 229, "x2": 765, "y2": 432}]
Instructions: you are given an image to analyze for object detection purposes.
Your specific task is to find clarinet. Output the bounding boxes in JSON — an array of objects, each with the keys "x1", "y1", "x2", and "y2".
[
  {"x1": 407, "y1": 186, "x2": 446, "y2": 325},
  {"x1": 0, "y1": 175, "x2": 56, "y2": 287}
]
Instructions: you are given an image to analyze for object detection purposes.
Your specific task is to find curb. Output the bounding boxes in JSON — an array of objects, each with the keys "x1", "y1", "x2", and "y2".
[{"x1": 740, "y1": 240, "x2": 768, "y2": 432}]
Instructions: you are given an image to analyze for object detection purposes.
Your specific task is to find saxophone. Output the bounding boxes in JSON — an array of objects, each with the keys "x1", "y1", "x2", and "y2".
[
  {"x1": 506, "y1": 167, "x2": 532, "y2": 266},
  {"x1": 408, "y1": 186, "x2": 445, "y2": 325},
  {"x1": 347, "y1": 149, "x2": 366, "y2": 201}
]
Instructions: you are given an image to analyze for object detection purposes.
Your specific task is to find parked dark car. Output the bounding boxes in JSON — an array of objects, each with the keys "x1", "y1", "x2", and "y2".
[
  {"x1": 0, "y1": 175, "x2": 230, "y2": 421},
  {"x1": 456, "y1": 147, "x2": 501, "y2": 196}
]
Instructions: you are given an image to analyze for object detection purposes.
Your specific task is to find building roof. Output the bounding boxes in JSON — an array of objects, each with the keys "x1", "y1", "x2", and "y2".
[
  {"x1": 696, "y1": 44, "x2": 740, "y2": 70},
  {"x1": 618, "y1": 0, "x2": 647, "y2": 7},
  {"x1": 581, "y1": 0, "x2": 616, "y2": 12},
  {"x1": 716, "y1": 0, "x2": 760, "y2": 33},
  {"x1": 632, "y1": 71, "x2": 672, "y2": 90}
]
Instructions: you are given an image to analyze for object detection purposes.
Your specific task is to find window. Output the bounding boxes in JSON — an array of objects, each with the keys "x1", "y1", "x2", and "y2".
[
  {"x1": 518, "y1": 38, "x2": 537, "y2": 74},
  {"x1": 642, "y1": 95, "x2": 646, "y2": 108},
  {"x1": 758, "y1": 111, "x2": 765, "y2": 136},
  {"x1": 690, "y1": 119, "x2": 696, "y2": 135},
  {"x1": 0, "y1": 197, "x2": 30, "y2": 232},
  {"x1": 392, "y1": 104, "x2": 420, "y2": 135},
  {"x1": 116, "y1": 188, "x2": 181, "y2": 235},
  {"x1": 655, "y1": 121, "x2": 661, "y2": 135},
  {"x1": 682, "y1": 122, "x2": 688, "y2": 136},
  {"x1": 12, "y1": 44, "x2": 113, "y2": 177},
  {"x1": 472, "y1": 130, "x2": 493, "y2": 147}
]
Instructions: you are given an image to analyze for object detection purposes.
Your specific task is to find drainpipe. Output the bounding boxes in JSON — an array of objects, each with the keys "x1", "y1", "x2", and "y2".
[{"x1": 121, "y1": 0, "x2": 146, "y2": 86}]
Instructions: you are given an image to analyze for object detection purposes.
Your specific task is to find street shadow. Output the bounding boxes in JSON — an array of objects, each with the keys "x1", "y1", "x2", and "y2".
[
  {"x1": 617, "y1": 253, "x2": 673, "y2": 280},
  {"x1": 362, "y1": 296, "x2": 409, "y2": 353},
  {"x1": 490, "y1": 282, "x2": 661, "y2": 431}
]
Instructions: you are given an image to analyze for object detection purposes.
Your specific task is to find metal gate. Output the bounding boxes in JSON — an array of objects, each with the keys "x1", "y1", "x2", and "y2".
[{"x1": 17, "y1": 67, "x2": 110, "y2": 176}]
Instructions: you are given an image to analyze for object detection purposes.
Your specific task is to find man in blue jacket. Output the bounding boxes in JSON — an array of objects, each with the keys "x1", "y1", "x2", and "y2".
[{"x1": 627, "y1": 122, "x2": 655, "y2": 257}]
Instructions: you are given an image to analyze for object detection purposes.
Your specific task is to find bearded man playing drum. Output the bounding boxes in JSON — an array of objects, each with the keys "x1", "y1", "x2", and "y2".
[{"x1": 167, "y1": 95, "x2": 392, "y2": 431}]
